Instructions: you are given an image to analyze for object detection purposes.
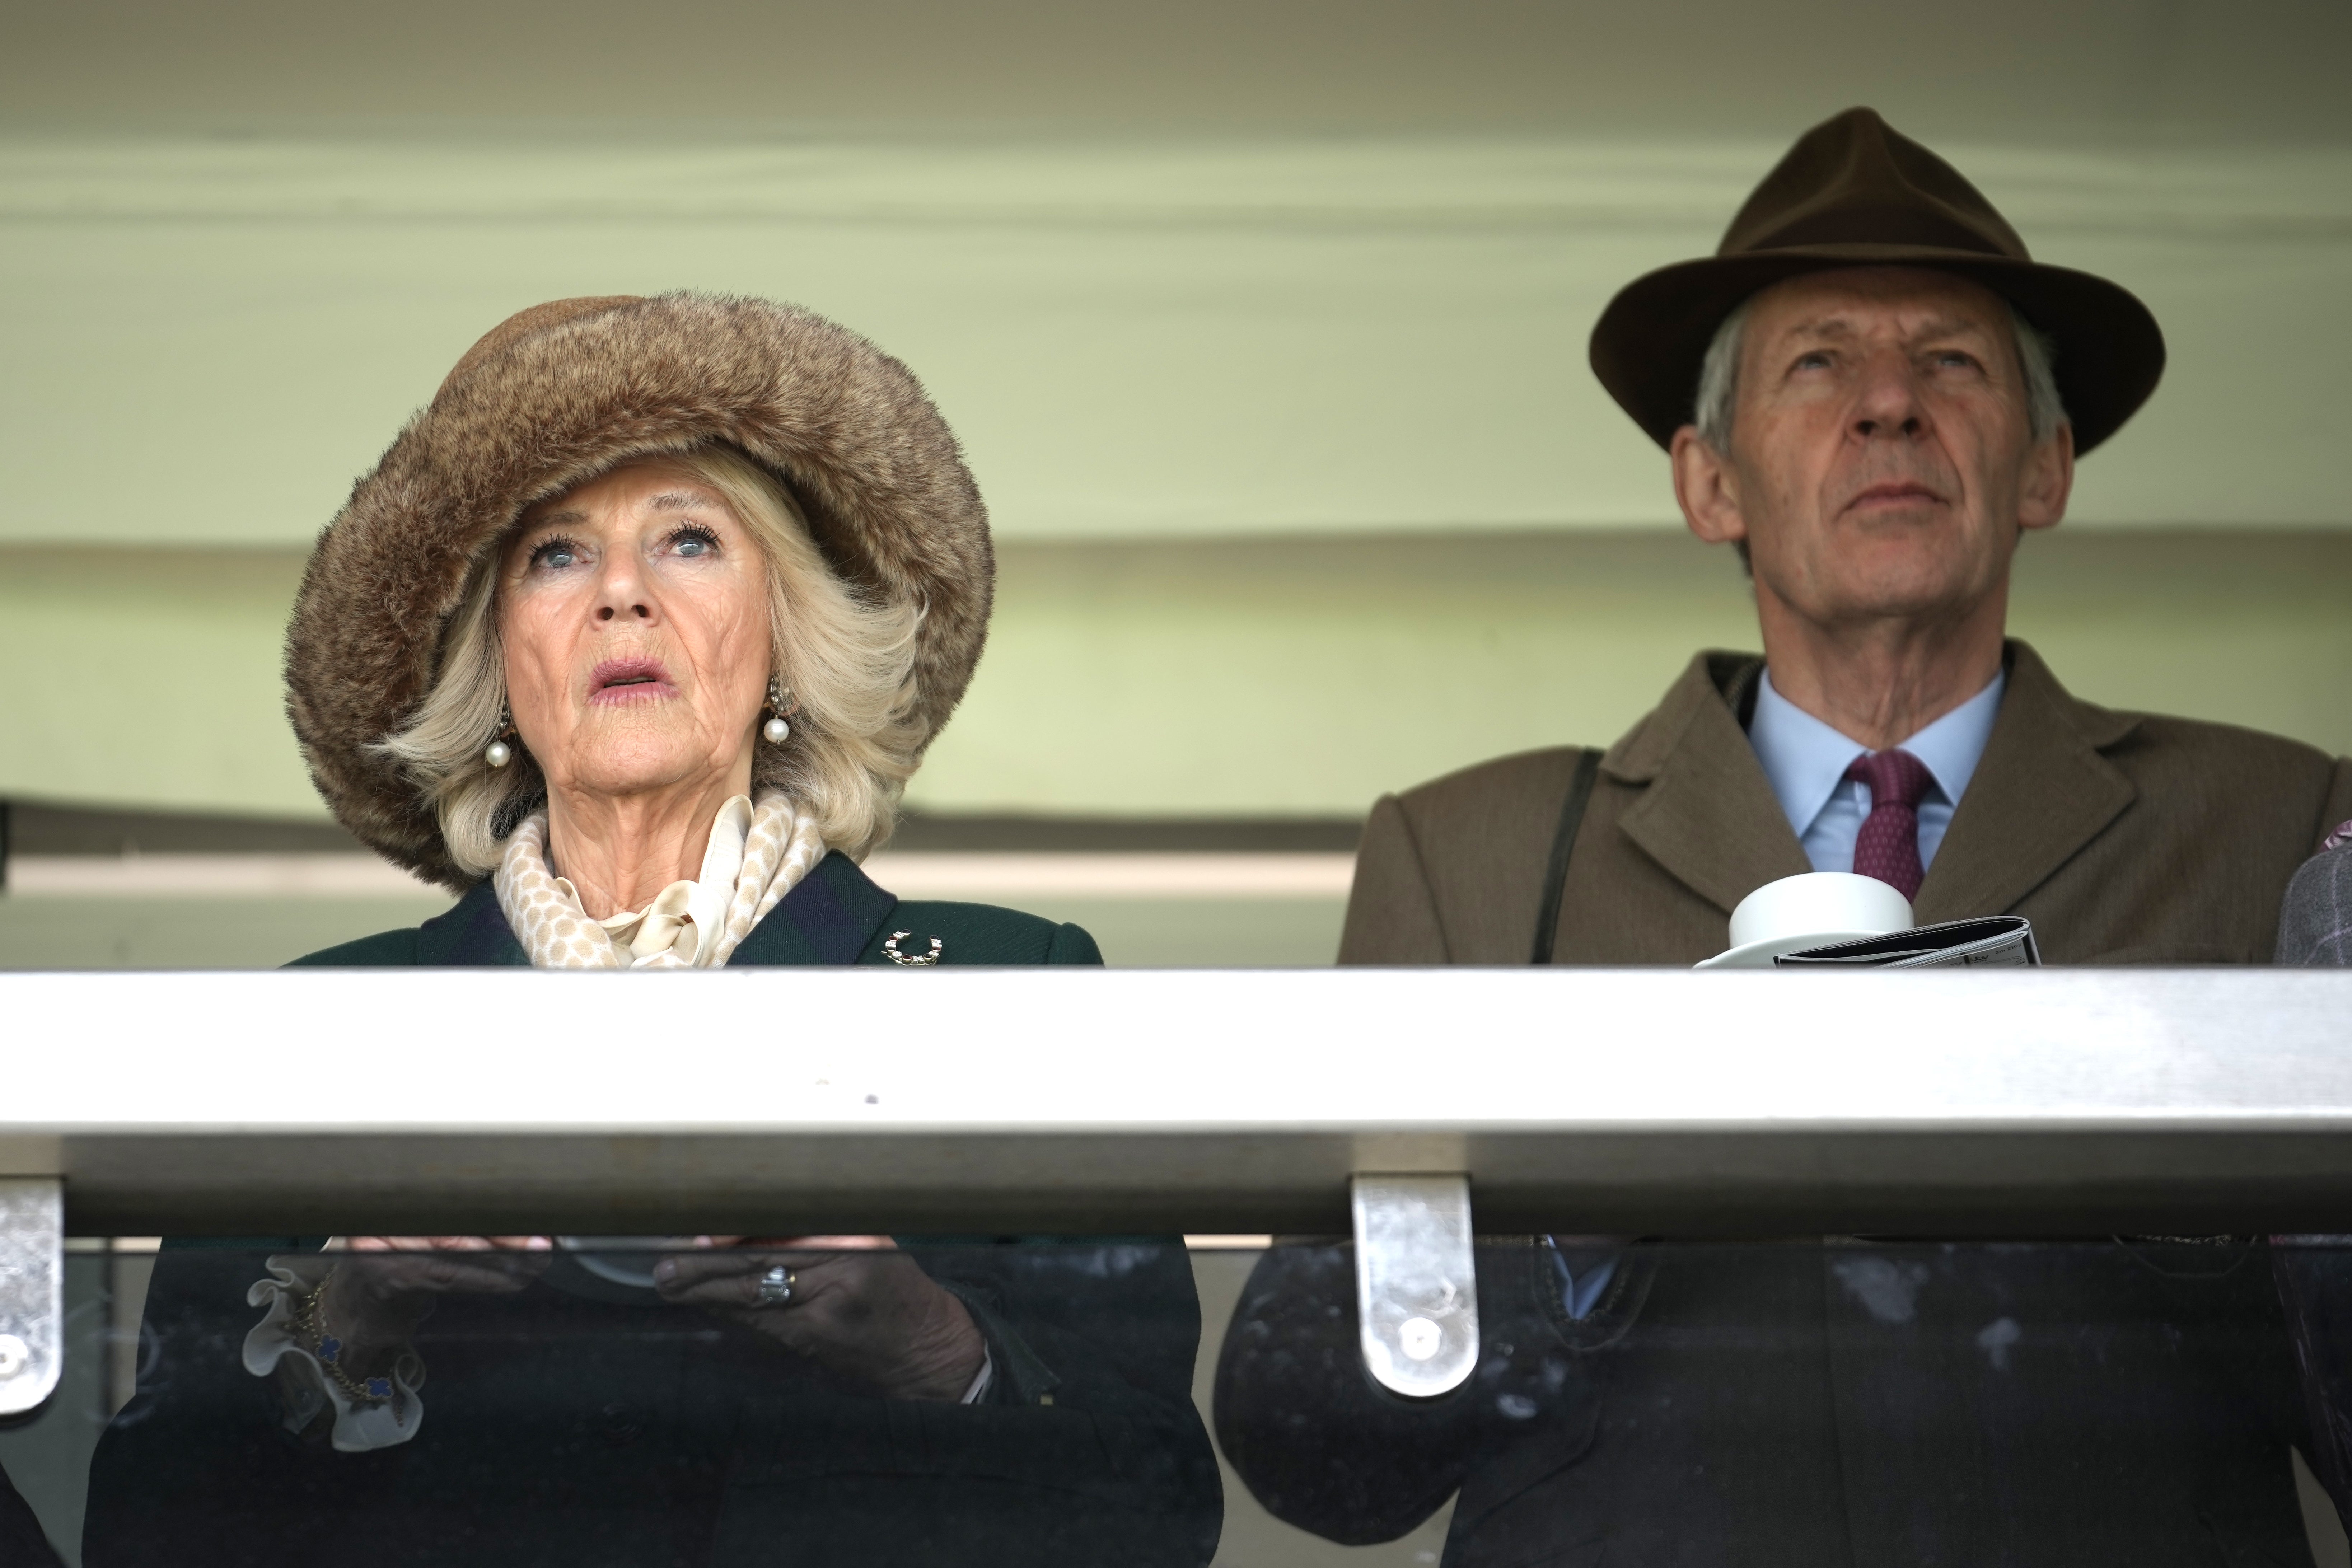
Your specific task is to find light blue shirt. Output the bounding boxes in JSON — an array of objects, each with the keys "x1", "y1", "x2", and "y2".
[{"x1": 1746, "y1": 666, "x2": 2006, "y2": 874}]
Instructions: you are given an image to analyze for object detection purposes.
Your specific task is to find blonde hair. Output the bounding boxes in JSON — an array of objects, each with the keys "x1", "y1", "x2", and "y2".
[{"x1": 378, "y1": 444, "x2": 925, "y2": 879}]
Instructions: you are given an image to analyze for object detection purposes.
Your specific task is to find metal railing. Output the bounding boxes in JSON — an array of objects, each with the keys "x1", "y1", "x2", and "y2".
[{"x1": 4, "y1": 966, "x2": 2351, "y2": 1403}]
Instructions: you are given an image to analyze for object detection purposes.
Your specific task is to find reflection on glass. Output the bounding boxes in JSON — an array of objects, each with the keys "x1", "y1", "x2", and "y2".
[
  {"x1": 74, "y1": 1238, "x2": 1220, "y2": 1566},
  {"x1": 5, "y1": 1239, "x2": 2348, "y2": 1566},
  {"x1": 1216, "y1": 1239, "x2": 2352, "y2": 1566}
]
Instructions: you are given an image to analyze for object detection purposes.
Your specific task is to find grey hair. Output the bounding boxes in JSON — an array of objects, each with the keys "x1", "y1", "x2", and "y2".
[
  {"x1": 1693, "y1": 292, "x2": 2067, "y2": 453},
  {"x1": 377, "y1": 444, "x2": 924, "y2": 879}
]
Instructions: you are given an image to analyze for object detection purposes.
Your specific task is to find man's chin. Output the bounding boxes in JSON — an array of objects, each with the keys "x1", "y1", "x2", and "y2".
[
  {"x1": 1822, "y1": 578, "x2": 1994, "y2": 625},
  {"x1": 1765, "y1": 558, "x2": 1998, "y2": 628},
  {"x1": 1798, "y1": 538, "x2": 2002, "y2": 616}
]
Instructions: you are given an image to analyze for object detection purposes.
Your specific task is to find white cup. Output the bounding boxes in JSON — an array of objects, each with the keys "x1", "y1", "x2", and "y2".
[{"x1": 1697, "y1": 871, "x2": 1914, "y2": 968}]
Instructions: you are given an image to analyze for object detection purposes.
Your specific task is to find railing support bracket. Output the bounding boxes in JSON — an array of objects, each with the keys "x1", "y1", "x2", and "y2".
[
  {"x1": 1352, "y1": 1172, "x2": 1478, "y2": 1397},
  {"x1": 0, "y1": 1177, "x2": 62, "y2": 1416}
]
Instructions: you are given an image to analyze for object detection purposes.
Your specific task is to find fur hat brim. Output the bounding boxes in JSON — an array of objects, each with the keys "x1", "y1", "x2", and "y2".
[{"x1": 284, "y1": 292, "x2": 991, "y2": 889}]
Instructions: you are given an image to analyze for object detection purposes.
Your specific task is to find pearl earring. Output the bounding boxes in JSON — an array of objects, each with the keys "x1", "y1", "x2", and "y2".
[
  {"x1": 763, "y1": 677, "x2": 792, "y2": 745},
  {"x1": 485, "y1": 702, "x2": 514, "y2": 769}
]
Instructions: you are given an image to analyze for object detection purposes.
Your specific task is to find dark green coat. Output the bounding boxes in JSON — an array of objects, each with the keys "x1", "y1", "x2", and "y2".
[
  {"x1": 86, "y1": 1238, "x2": 1220, "y2": 1568},
  {"x1": 84, "y1": 860, "x2": 1226, "y2": 1566},
  {"x1": 287, "y1": 850, "x2": 1102, "y2": 968}
]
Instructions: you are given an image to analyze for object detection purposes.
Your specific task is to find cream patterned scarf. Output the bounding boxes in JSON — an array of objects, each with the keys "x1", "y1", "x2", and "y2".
[{"x1": 495, "y1": 794, "x2": 826, "y2": 969}]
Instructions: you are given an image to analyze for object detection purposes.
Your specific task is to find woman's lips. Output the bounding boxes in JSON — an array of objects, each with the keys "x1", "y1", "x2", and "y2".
[{"x1": 586, "y1": 657, "x2": 678, "y2": 706}]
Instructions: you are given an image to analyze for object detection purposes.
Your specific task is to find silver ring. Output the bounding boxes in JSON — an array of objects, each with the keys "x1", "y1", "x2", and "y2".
[{"x1": 753, "y1": 1264, "x2": 795, "y2": 1307}]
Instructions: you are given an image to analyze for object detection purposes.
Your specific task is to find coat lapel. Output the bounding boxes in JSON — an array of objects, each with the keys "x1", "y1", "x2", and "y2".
[
  {"x1": 1914, "y1": 641, "x2": 2140, "y2": 922},
  {"x1": 414, "y1": 881, "x2": 530, "y2": 965},
  {"x1": 1608, "y1": 652, "x2": 1813, "y2": 917},
  {"x1": 727, "y1": 851, "x2": 902, "y2": 966}
]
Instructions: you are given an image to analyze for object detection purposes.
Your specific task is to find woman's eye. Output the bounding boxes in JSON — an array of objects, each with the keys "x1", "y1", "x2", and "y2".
[
  {"x1": 528, "y1": 539, "x2": 580, "y2": 571},
  {"x1": 671, "y1": 526, "x2": 719, "y2": 558},
  {"x1": 1794, "y1": 351, "x2": 1833, "y2": 371}
]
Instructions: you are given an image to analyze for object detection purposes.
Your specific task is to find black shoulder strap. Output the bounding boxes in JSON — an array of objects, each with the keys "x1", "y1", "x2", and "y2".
[{"x1": 1530, "y1": 749, "x2": 1602, "y2": 965}]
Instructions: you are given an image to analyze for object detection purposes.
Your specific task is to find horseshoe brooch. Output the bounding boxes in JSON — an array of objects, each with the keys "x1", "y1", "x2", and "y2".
[{"x1": 883, "y1": 931, "x2": 943, "y2": 966}]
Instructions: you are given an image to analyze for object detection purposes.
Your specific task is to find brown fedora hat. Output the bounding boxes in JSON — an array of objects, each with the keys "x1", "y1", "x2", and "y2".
[{"x1": 1589, "y1": 107, "x2": 2164, "y2": 455}]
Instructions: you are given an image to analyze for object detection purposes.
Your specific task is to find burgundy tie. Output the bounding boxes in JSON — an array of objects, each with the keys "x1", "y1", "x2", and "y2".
[{"x1": 1844, "y1": 748, "x2": 1934, "y2": 900}]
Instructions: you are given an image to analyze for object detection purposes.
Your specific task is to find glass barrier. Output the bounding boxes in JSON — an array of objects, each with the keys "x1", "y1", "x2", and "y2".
[{"x1": 3, "y1": 1237, "x2": 2349, "y2": 1567}]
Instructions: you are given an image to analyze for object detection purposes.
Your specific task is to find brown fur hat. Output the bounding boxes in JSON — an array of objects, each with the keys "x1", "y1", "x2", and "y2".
[{"x1": 284, "y1": 292, "x2": 992, "y2": 888}]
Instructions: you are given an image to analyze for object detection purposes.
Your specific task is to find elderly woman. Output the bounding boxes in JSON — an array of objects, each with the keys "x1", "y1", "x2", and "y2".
[
  {"x1": 82, "y1": 295, "x2": 1219, "y2": 1565},
  {"x1": 281, "y1": 293, "x2": 1086, "y2": 972}
]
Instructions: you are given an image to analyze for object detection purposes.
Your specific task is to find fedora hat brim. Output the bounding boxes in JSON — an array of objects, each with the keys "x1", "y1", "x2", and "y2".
[{"x1": 1588, "y1": 245, "x2": 2166, "y2": 455}]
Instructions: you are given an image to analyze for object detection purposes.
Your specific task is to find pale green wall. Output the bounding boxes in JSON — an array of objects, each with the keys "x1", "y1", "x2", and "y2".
[
  {"x1": 8, "y1": 0, "x2": 2346, "y2": 145},
  {"x1": 4, "y1": 127, "x2": 2349, "y2": 823},
  {"x1": 7, "y1": 532, "x2": 2347, "y2": 822},
  {"x1": 941, "y1": 531, "x2": 2352, "y2": 815},
  {"x1": 1, "y1": 549, "x2": 313, "y2": 815},
  {"x1": 4, "y1": 137, "x2": 2351, "y2": 550}
]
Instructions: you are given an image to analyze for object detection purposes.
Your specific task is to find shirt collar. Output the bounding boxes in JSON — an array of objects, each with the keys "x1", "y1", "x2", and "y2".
[
  {"x1": 1747, "y1": 666, "x2": 2006, "y2": 838},
  {"x1": 1900, "y1": 670, "x2": 2006, "y2": 808}
]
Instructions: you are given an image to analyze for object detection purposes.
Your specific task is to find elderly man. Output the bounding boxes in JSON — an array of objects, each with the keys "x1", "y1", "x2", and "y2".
[
  {"x1": 1216, "y1": 111, "x2": 2352, "y2": 1565},
  {"x1": 1341, "y1": 109, "x2": 2350, "y2": 968}
]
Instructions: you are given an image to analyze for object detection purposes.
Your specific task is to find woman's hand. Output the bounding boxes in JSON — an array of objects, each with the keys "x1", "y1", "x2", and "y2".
[
  {"x1": 652, "y1": 1236, "x2": 987, "y2": 1401},
  {"x1": 319, "y1": 1236, "x2": 553, "y2": 1375}
]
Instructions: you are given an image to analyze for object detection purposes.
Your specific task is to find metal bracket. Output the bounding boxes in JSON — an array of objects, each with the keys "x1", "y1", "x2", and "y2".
[
  {"x1": 0, "y1": 1178, "x2": 62, "y2": 1416},
  {"x1": 1352, "y1": 1172, "x2": 1478, "y2": 1398}
]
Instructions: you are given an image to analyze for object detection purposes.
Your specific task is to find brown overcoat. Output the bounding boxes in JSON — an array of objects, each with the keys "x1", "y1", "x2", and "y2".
[{"x1": 1341, "y1": 640, "x2": 2352, "y2": 966}]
